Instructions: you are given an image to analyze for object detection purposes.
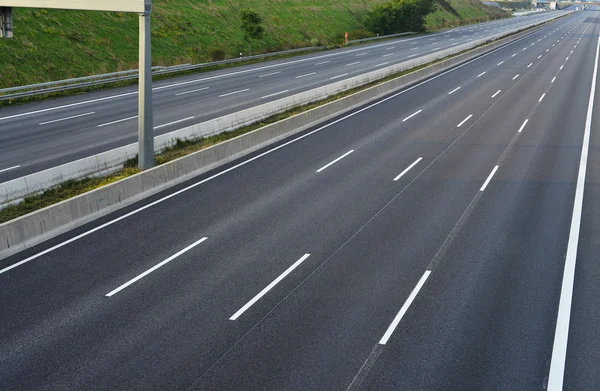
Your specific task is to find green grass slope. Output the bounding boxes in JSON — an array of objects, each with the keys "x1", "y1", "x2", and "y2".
[
  {"x1": 0, "y1": 0, "x2": 507, "y2": 88},
  {"x1": 425, "y1": 0, "x2": 509, "y2": 30}
]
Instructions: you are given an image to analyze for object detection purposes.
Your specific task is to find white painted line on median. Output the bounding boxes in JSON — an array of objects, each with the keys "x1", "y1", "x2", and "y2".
[
  {"x1": 97, "y1": 115, "x2": 138, "y2": 128},
  {"x1": 379, "y1": 271, "x2": 431, "y2": 345},
  {"x1": 0, "y1": 165, "x2": 20, "y2": 174},
  {"x1": 346, "y1": 61, "x2": 361, "y2": 67},
  {"x1": 154, "y1": 117, "x2": 194, "y2": 130},
  {"x1": 477, "y1": 72, "x2": 486, "y2": 78},
  {"x1": 498, "y1": 61, "x2": 504, "y2": 66},
  {"x1": 175, "y1": 87, "x2": 210, "y2": 96},
  {"x1": 513, "y1": 74, "x2": 520, "y2": 80},
  {"x1": 457, "y1": 114, "x2": 473, "y2": 128},
  {"x1": 261, "y1": 90, "x2": 289, "y2": 99},
  {"x1": 259, "y1": 71, "x2": 281, "y2": 77},
  {"x1": 518, "y1": 119, "x2": 528, "y2": 133},
  {"x1": 229, "y1": 253, "x2": 310, "y2": 320},
  {"x1": 394, "y1": 158, "x2": 423, "y2": 181},
  {"x1": 314, "y1": 61, "x2": 330, "y2": 66},
  {"x1": 39, "y1": 112, "x2": 95, "y2": 125},
  {"x1": 375, "y1": 62, "x2": 389, "y2": 67},
  {"x1": 0, "y1": 31, "x2": 552, "y2": 274},
  {"x1": 330, "y1": 73, "x2": 348, "y2": 80},
  {"x1": 552, "y1": 76, "x2": 557, "y2": 83},
  {"x1": 480, "y1": 165, "x2": 499, "y2": 192},
  {"x1": 547, "y1": 30, "x2": 599, "y2": 391},
  {"x1": 539, "y1": 93, "x2": 546, "y2": 102},
  {"x1": 491, "y1": 90, "x2": 501, "y2": 98},
  {"x1": 402, "y1": 110, "x2": 422, "y2": 122},
  {"x1": 448, "y1": 87, "x2": 461, "y2": 95},
  {"x1": 317, "y1": 150, "x2": 354, "y2": 173},
  {"x1": 219, "y1": 88, "x2": 250, "y2": 97},
  {"x1": 106, "y1": 237, "x2": 208, "y2": 297},
  {"x1": 295, "y1": 72, "x2": 316, "y2": 79}
]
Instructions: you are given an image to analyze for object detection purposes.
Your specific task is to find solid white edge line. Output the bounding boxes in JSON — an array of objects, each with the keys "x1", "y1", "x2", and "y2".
[
  {"x1": 295, "y1": 72, "x2": 316, "y2": 79},
  {"x1": 39, "y1": 111, "x2": 95, "y2": 125},
  {"x1": 448, "y1": 87, "x2": 461, "y2": 95},
  {"x1": 175, "y1": 87, "x2": 210, "y2": 96},
  {"x1": 402, "y1": 109, "x2": 422, "y2": 122},
  {"x1": 379, "y1": 270, "x2": 431, "y2": 345},
  {"x1": 229, "y1": 254, "x2": 310, "y2": 320},
  {"x1": 219, "y1": 88, "x2": 250, "y2": 97},
  {"x1": 97, "y1": 115, "x2": 138, "y2": 128},
  {"x1": 317, "y1": 150, "x2": 354, "y2": 173},
  {"x1": 491, "y1": 90, "x2": 502, "y2": 98},
  {"x1": 105, "y1": 237, "x2": 208, "y2": 297},
  {"x1": 547, "y1": 29, "x2": 599, "y2": 391},
  {"x1": 457, "y1": 114, "x2": 473, "y2": 127},
  {"x1": 0, "y1": 165, "x2": 20, "y2": 174},
  {"x1": 393, "y1": 158, "x2": 423, "y2": 181},
  {"x1": 154, "y1": 116, "x2": 194, "y2": 130},
  {"x1": 518, "y1": 119, "x2": 529, "y2": 133},
  {"x1": 480, "y1": 165, "x2": 499, "y2": 192},
  {"x1": 0, "y1": 29, "x2": 555, "y2": 275},
  {"x1": 261, "y1": 90, "x2": 289, "y2": 99}
]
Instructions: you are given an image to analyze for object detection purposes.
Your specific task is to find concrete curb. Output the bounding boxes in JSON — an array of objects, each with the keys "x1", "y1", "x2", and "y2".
[
  {"x1": 0, "y1": 12, "x2": 566, "y2": 206},
  {"x1": 0, "y1": 18, "x2": 563, "y2": 261}
]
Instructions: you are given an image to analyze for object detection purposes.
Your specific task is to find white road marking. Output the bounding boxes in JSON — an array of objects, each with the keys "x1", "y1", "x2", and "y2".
[
  {"x1": 560, "y1": 65, "x2": 564, "y2": 70},
  {"x1": 0, "y1": 32, "x2": 550, "y2": 274},
  {"x1": 528, "y1": 63, "x2": 533, "y2": 68},
  {"x1": 402, "y1": 110, "x2": 422, "y2": 122},
  {"x1": 97, "y1": 115, "x2": 138, "y2": 128},
  {"x1": 538, "y1": 55, "x2": 543, "y2": 59},
  {"x1": 259, "y1": 71, "x2": 281, "y2": 77},
  {"x1": 480, "y1": 165, "x2": 499, "y2": 191},
  {"x1": 566, "y1": 57, "x2": 569, "y2": 61},
  {"x1": 106, "y1": 237, "x2": 208, "y2": 297},
  {"x1": 457, "y1": 114, "x2": 473, "y2": 128},
  {"x1": 547, "y1": 28, "x2": 600, "y2": 391},
  {"x1": 219, "y1": 88, "x2": 250, "y2": 97},
  {"x1": 229, "y1": 254, "x2": 310, "y2": 320},
  {"x1": 432, "y1": 42, "x2": 439, "y2": 45},
  {"x1": 410, "y1": 47, "x2": 419, "y2": 51},
  {"x1": 523, "y1": 47, "x2": 527, "y2": 51},
  {"x1": 375, "y1": 62, "x2": 389, "y2": 67},
  {"x1": 383, "y1": 53, "x2": 395, "y2": 57},
  {"x1": 379, "y1": 271, "x2": 431, "y2": 345},
  {"x1": 346, "y1": 61, "x2": 361, "y2": 66},
  {"x1": 295, "y1": 72, "x2": 316, "y2": 78},
  {"x1": 477, "y1": 72, "x2": 486, "y2": 78},
  {"x1": 552, "y1": 76, "x2": 557, "y2": 83},
  {"x1": 539, "y1": 93, "x2": 546, "y2": 102},
  {"x1": 547, "y1": 49, "x2": 550, "y2": 52},
  {"x1": 39, "y1": 111, "x2": 95, "y2": 125},
  {"x1": 386, "y1": 47, "x2": 395, "y2": 50},
  {"x1": 513, "y1": 74, "x2": 520, "y2": 80},
  {"x1": 175, "y1": 87, "x2": 210, "y2": 96},
  {"x1": 394, "y1": 158, "x2": 423, "y2": 181},
  {"x1": 498, "y1": 61, "x2": 504, "y2": 65},
  {"x1": 261, "y1": 90, "x2": 289, "y2": 99},
  {"x1": 448, "y1": 87, "x2": 461, "y2": 95},
  {"x1": 317, "y1": 150, "x2": 354, "y2": 172},
  {"x1": 0, "y1": 165, "x2": 20, "y2": 174},
  {"x1": 154, "y1": 116, "x2": 194, "y2": 129},
  {"x1": 518, "y1": 119, "x2": 528, "y2": 133},
  {"x1": 314, "y1": 61, "x2": 330, "y2": 65},
  {"x1": 407, "y1": 54, "x2": 419, "y2": 58},
  {"x1": 491, "y1": 90, "x2": 502, "y2": 98},
  {"x1": 330, "y1": 73, "x2": 348, "y2": 80},
  {"x1": 356, "y1": 53, "x2": 369, "y2": 57},
  {"x1": 512, "y1": 53, "x2": 517, "y2": 57}
]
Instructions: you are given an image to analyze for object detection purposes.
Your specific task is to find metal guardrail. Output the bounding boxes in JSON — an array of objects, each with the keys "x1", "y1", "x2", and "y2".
[
  {"x1": 0, "y1": 46, "x2": 325, "y2": 101},
  {"x1": 346, "y1": 32, "x2": 416, "y2": 45}
]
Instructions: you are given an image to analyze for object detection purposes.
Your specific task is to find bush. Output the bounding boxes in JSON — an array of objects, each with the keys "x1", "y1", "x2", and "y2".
[
  {"x1": 208, "y1": 47, "x2": 226, "y2": 61},
  {"x1": 366, "y1": 0, "x2": 435, "y2": 35}
]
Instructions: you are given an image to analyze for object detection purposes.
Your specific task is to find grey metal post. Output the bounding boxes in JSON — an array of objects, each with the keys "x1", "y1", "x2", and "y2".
[{"x1": 138, "y1": 1, "x2": 153, "y2": 169}]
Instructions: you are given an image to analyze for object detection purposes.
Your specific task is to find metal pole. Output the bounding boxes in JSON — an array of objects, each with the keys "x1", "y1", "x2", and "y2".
[{"x1": 138, "y1": 2, "x2": 153, "y2": 169}]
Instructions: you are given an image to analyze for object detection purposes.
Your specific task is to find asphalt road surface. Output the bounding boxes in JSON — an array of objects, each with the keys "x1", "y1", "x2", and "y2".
[
  {"x1": 0, "y1": 11, "x2": 568, "y2": 182},
  {"x1": 1, "y1": 8, "x2": 599, "y2": 391}
]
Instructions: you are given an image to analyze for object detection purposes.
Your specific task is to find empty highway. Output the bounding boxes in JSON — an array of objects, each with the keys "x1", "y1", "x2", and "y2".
[
  {"x1": 1, "y1": 8, "x2": 599, "y2": 391},
  {"x1": 0, "y1": 11, "x2": 567, "y2": 182}
]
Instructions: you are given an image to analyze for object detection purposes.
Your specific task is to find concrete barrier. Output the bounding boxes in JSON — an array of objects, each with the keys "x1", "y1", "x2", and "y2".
[
  {"x1": 0, "y1": 17, "x2": 563, "y2": 261},
  {"x1": 0, "y1": 12, "x2": 567, "y2": 207}
]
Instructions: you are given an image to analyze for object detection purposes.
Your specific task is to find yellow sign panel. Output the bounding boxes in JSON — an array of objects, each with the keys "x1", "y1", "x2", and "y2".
[{"x1": 1, "y1": 0, "x2": 149, "y2": 13}]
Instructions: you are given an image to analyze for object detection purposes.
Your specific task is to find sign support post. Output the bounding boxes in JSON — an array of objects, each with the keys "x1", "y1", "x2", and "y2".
[{"x1": 138, "y1": 1, "x2": 153, "y2": 169}]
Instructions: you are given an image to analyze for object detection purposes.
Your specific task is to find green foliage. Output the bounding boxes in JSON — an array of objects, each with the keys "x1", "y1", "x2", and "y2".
[
  {"x1": 366, "y1": 0, "x2": 435, "y2": 34},
  {"x1": 240, "y1": 9, "x2": 265, "y2": 42}
]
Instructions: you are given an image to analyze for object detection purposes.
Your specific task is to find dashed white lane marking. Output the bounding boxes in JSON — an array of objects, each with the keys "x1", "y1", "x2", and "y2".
[
  {"x1": 314, "y1": 61, "x2": 330, "y2": 65},
  {"x1": 491, "y1": 90, "x2": 502, "y2": 98},
  {"x1": 97, "y1": 115, "x2": 138, "y2": 128},
  {"x1": 375, "y1": 62, "x2": 389, "y2": 67},
  {"x1": 261, "y1": 90, "x2": 289, "y2": 99},
  {"x1": 457, "y1": 114, "x2": 473, "y2": 128},
  {"x1": 477, "y1": 72, "x2": 486, "y2": 78},
  {"x1": 39, "y1": 112, "x2": 95, "y2": 125},
  {"x1": 394, "y1": 158, "x2": 423, "y2": 181},
  {"x1": 346, "y1": 62, "x2": 361, "y2": 67},
  {"x1": 295, "y1": 72, "x2": 316, "y2": 79},
  {"x1": 448, "y1": 87, "x2": 461, "y2": 95},
  {"x1": 498, "y1": 61, "x2": 504, "y2": 66},
  {"x1": 402, "y1": 110, "x2": 422, "y2": 122},
  {"x1": 330, "y1": 73, "x2": 348, "y2": 80},
  {"x1": 552, "y1": 76, "x2": 557, "y2": 83},
  {"x1": 518, "y1": 119, "x2": 528, "y2": 133},
  {"x1": 154, "y1": 116, "x2": 194, "y2": 129},
  {"x1": 383, "y1": 53, "x2": 395, "y2": 57},
  {"x1": 317, "y1": 150, "x2": 354, "y2": 172},
  {"x1": 0, "y1": 165, "x2": 20, "y2": 174},
  {"x1": 513, "y1": 74, "x2": 520, "y2": 80},
  {"x1": 480, "y1": 165, "x2": 499, "y2": 192},
  {"x1": 528, "y1": 63, "x2": 533, "y2": 68},
  {"x1": 219, "y1": 88, "x2": 250, "y2": 97},
  {"x1": 175, "y1": 87, "x2": 210, "y2": 96},
  {"x1": 259, "y1": 71, "x2": 281, "y2": 77}
]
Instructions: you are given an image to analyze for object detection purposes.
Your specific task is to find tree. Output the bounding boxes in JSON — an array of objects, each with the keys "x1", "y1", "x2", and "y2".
[
  {"x1": 366, "y1": 0, "x2": 435, "y2": 35},
  {"x1": 240, "y1": 9, "x2": 264, "y2": 56}
]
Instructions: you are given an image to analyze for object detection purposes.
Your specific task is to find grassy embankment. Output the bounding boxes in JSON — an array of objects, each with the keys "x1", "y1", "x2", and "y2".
[{"x1": 0, "y1": 0, "x2": 508, "y2": 88}]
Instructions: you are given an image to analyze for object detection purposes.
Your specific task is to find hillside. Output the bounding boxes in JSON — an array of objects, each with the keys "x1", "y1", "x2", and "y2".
[
  {"x1": 0, "y1": 0, "x2": 508, "y2": 88},
  {"x1": 426, "y1": 0, "x2": 509, "y2": 29}
]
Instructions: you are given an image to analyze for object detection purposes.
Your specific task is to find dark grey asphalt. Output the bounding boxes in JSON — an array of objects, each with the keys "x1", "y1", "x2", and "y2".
[
  {"x1": 0, "y1": 9, "x2": 598, "y2": 391},
  {"x1": 0, "y1": 11, "x2": 568, "y2": 182}
]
